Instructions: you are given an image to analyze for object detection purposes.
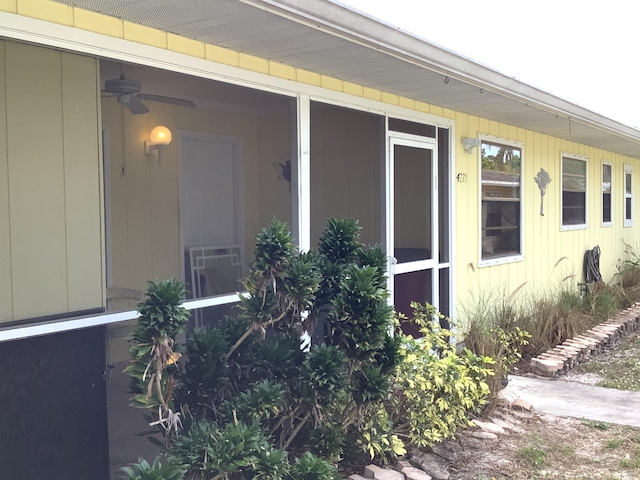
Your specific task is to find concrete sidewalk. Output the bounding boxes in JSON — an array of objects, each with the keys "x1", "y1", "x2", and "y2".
[{"x1": 501, "y1": 375, "x2": 640, "y2": 428}]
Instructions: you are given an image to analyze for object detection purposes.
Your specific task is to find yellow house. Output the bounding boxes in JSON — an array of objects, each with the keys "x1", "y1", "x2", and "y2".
[{"x1": 1, "y1": 0, "x2": 639, "y2": 477}]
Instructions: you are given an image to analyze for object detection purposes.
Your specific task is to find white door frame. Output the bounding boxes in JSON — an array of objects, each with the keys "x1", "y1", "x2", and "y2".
[{"x1": 387, "y1": 134, "x2": 440, "y2": 312}]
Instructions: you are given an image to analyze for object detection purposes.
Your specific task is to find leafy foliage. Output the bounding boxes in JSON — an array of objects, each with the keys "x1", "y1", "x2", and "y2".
[
  {"x1": 168, "y1": 419, "x2": 288, "y2": 480},
  {"x1": 127, "y1": 219, "x2": 497, "y2": 476},
  {"x1": 120, "y1": 457, "x2": 184, "y2": 480},
  {"x1": 125, "y1": 278, "x2": 190, "y2": 440},
  {"x1": 390, "y1": 303, "x2": 495, "y2": 447},
  {"x1": 291, "y1": 452, "x2": 341, "y2": 480}
]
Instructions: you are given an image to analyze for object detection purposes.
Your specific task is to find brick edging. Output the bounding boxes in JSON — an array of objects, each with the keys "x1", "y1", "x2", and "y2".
[{"x1": 530, "y1": 303, "x2": 640, "y2": 377}]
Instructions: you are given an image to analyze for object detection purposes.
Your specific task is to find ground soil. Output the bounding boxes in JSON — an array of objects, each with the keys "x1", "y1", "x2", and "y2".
[{"x1": 445, "y1": 332, "x2": 640, "y2": 480}]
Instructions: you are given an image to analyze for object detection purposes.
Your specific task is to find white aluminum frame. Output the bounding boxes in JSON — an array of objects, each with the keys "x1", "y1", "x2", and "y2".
[
  {"x1": 477, "y1": 135, "x2": 525, "y2": 267},
  {"x1": 387, "y1": 134, "x2": 440, "y2": 311},
  {"x1": 0, "y1": 12, "x2": 456, "y2": 341},
  {"x1": 602, "y1": 161, "x2": 613, "y2": 227},
  {"x1": 624, "y1": 164, "x2": 634, "y2": 227},
  {"x1": 560, "y1": 152, "x2": 589, "y2": 231}
]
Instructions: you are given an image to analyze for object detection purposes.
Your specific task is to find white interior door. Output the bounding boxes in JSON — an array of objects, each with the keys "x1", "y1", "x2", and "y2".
[{"x1": 179, "y1": 132, "x2": 244, "y2": 301}]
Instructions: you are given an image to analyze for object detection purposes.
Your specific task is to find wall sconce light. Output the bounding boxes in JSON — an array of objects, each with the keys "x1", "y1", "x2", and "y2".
[
  {"x1": 145, "y1": 125, "x2": 172, "y2": 165},
  {"x1": 462, "y1": 137, "x2": 481, "y2": 154}
]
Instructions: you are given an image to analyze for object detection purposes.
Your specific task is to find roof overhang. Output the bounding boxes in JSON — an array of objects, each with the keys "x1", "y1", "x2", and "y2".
[{"x1": 53, "y1": 0, "x2": 640, "y2": 158}]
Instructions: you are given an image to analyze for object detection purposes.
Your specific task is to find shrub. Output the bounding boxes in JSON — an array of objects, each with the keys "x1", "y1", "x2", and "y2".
[
  {"x1": 390, "y1": 303, "x2": 494, "y2": 447},
  {"x1": 128, "y1": 219, "x2": 497, "y2": 474},
  {"x1": 167, "y1": 419, "x2": 289, "y2": 480},
  {"x1": 171, "y1": 218, "x2": 400, "y2": 473},
  {"x1": 291, "y1": 452, "x2": 341, "y2": 480},
  {"x1": 125, "y1": 278, "x2": 190, "y2": 439},
  {"x1": 120, "y1": 457, "x2": 184, "y2": 480}
]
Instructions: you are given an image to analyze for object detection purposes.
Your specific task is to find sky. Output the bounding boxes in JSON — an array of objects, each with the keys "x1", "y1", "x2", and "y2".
[{"x1": 339, "y1": 0, "x2": 640, "y2": 129}]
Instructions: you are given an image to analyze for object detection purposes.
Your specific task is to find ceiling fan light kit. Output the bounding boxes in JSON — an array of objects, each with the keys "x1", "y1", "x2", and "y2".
[{"x1": 102, "y1": 73, "x2": 196, "y2": 115}]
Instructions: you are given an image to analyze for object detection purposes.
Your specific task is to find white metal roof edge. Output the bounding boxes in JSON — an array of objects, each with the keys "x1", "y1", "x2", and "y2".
[{"x1": 243, "y1": 0, "x2": 640, "y2": 144}]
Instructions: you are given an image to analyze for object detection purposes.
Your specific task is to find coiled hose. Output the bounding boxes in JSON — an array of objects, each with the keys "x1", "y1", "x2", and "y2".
[{"x1": 584, "y1": 245, "x2": 602, "y2": 283}]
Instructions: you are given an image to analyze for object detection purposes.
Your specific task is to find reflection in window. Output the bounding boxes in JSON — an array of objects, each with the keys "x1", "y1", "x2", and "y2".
[
  {"x1": 562, "y1": 156, "x2": 587, "y2": 227},
  {"x1": 602, "y1": 163, "x2": 612, "y2": 225},
  {"x1": 480, "y1": 140, "x2": 522, "y2": 260},
  {"x1": 625, "y1": 165, "x2": 633, "y2": 226}
]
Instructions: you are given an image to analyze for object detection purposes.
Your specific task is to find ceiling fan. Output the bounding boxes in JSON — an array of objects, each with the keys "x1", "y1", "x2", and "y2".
[{"x1": 102, "y1": 73, "x2": 196, "y2": 114}]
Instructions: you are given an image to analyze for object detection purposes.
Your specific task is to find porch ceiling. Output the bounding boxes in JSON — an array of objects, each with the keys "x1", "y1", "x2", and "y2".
[{"x1": 55, "y1": 0, "x2": 640, "y2": 158}]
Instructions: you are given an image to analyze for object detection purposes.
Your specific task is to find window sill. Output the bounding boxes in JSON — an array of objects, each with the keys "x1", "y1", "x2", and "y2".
[
  {"x1": 561, "y1": 223, "x2": 588, "y2": 231},
  {"x1": 479, "y1": 254, "x2": 524, "y2": 268}
]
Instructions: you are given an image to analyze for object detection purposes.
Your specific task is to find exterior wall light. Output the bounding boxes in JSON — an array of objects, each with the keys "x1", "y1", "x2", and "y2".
[
  {"x1": 145, "y1": 125, "x2": 172, "y2": 164},
  {"x1": 462, "y1": 137, "x2": 481, "y2": 154}
]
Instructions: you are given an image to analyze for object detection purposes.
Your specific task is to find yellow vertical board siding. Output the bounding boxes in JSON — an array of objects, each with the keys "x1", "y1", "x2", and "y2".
[
  {"x1": 238, "y1": 53, "x2": 269, "y2": 74},
  {"x1": 320, "y1": 75, "x2": 342, "y2": 92},
  {"x1": 453, "y1": 111, "x2": 640, "y2": 321},
  {"x1": 123, "y1": 21, "x2": 167, "y2": 49},
  {"x1": 145, "y1": 103, "x2": 180, "y2": 281},
  {"x1": 205, "y1": 44, "x2": 239, "y2": 67},
  {"x1": 73, "y1": 8, "x2": 123, "y2": 37},
  {"x1": 16, "y1": 0, "x2": 73, "y2": 25},
  {"x1": 256, "y1": 112, "x2": 295, "y2": 233},
  {"x1": 167, "y1": 33, "x2": 205, "y2": 58},
  {"x1": 296, "y1": 69, "x2": 321, "y2": 87},
  {"x1": 381, "y1": 92, "x2": 399, "y2": 106},
  {"x1": 0, "y1": 41, "x2": 13, "y2": 321},
  {"x1": 0, "y1": 0, "x2": 16, "y2": 13},
  {"x1": 123, "y1": 113, "x2": 154, "y2": 292},
  {"x1": 309, "y1": 106, "x2": 383, "y2": 246},
  {"x1": 398, "y1": 97, "x2": 415, "y2": 110},
  {"x1": 343, "y1": 82, "x2": 363, "y2": 97},
  {"x1": 61, "y1": 52, "x2": 103, "y2": 311},
  {"x1": 101, "y1": 101, "x2": 129, "y2": 290},
  {"x1": 103, "y1": 100, "x2": 271, "y2": 293},
  {"x1": 269, "y1": 62, "x2": 296, "y2": 81},
  {"x1": 6, "y1": 42, "x2": 68, "y2": 320}
]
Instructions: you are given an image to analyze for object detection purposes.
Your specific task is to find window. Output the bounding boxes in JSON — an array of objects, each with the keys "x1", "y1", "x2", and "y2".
[
  {"x1": 561, "y1": 154, "x2": 587, "y2": 228},
  {"x1": 625, "y1": 164, "x2": 633, "y2": 227},
  {"x1": 480, "y1": 138, "x2": 522, "y2": 261},
  {"x1": 602, "y1": 162, "x2": 612, "y2": 225}
]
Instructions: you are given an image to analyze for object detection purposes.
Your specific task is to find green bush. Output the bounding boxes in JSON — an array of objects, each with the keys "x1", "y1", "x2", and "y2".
[
  {"x1": 171, "y1": 219, "x2": 400, "y2": 472},
  {"x1": 291, "y1": 452, "x2": 341, "y2": 480},
  {"x1": 167, "y1": 419, "x2": 289, "y2": 480},
  {"x1": 128, "y1": 219, "x2": 496, "y2": 475},
  {"x1": 390, "y1": 303, "x2": 494, "y2": 446},
  {"x1": 120, "y1": 457, "x2": 184, "y2": 480},
  {"x1": 125, "y1": 278, "x2": 190, "y2": 438}
]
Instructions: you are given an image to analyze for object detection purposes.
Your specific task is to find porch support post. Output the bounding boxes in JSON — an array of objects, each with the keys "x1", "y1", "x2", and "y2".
[{"x1": 296, "y1": 94, "x2": 311, "y2": 252}]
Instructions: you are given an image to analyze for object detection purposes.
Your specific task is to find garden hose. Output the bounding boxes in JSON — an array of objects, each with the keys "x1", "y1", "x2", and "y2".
[{"x1": 584, "y1": 246, "x2": 602, "y2": 284}]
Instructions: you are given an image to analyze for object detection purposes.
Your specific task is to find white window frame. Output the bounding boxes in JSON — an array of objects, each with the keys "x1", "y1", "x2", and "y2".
[
  {"x1": 478, "y1": 135, "x2": 524, "y2": 267},
  {"x1": 560, "y1": 153, "x2": 588, "y2": 231},
  {"x1": 602, "y1": 161, "x2": 612, "y2": 227},
  {"x1": 624, "y1": 164, "x2": 633, "y2": 227}
]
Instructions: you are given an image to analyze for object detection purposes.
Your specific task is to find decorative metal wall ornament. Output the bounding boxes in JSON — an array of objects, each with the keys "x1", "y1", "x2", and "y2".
[
  {"x1": 534, "y1": 168, "x2": 552, "y2": 216},
  {"x1": 273, "y1": 160, "x2": 292, "y2": 191}
]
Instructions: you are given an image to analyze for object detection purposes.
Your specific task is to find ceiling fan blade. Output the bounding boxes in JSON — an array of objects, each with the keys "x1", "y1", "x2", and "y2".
[
  {"x1": 126, "y1": 95, "x2": 149, "y2": 115},
  {"x1": 138, "y1": 93, "x2": 196, "y2": 109}
]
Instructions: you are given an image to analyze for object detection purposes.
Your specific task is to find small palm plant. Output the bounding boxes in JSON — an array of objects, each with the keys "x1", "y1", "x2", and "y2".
[
  {"x1": 120, "y1": 457, "x2": 184, "y2": 480},
  {"x1": 125, "y1": 278, "x2": 190, "y2": 439}
]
